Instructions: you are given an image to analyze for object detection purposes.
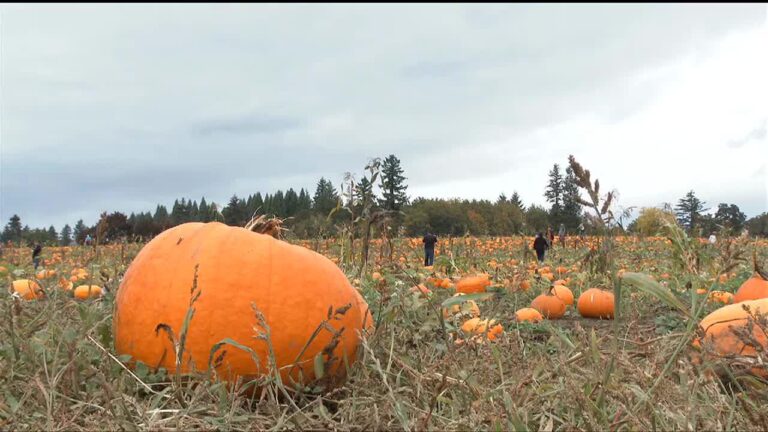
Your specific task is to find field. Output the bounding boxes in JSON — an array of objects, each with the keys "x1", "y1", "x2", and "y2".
[{"x1": 2, "y1": 233, "x2": 768, "y2": 431}]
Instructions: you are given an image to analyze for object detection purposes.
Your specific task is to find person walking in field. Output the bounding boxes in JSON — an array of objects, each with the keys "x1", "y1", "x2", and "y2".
[
  {"x1": 532, "y1": 232, "x2": 549, "y2": 265},
  {"x1": 546, "y1": 226, "x2": 555, "y2": 247},
  {"x1": 32, "y1": 243, "x2": 42, "y2": 270},
  {"x1": 423, "y1": 231, "x2": 438, "y2": 267},
  {"x1": 558, "y1": 223, "x2": 566, "y2": 248}
]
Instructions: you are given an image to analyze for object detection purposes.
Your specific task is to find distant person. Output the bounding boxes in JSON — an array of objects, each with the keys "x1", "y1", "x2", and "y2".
[
  {"x1": 85, "y1": 234, "x2": 93, "y2": 246},
  {"x1": 32, "y1": 243, "x2": 42, "y2": 270},
  {"x1": 578, "y1": 223, "x2": 586, "y2": 245},
  {"x1": 532, "y1": 232, "x2": 549, "y2": 265},
  {"x1": 423, "y1": 231, "x2": 438, "y2": 267},
  {"x1": 546, "y1": 226, "x2": 555, "y2": 247},
  {"x1": 708, "y1": 233, "x2": 717, "y2": 245},
  {"x1": 558, "y1": 224, "x2": 566, "y2": 248}
]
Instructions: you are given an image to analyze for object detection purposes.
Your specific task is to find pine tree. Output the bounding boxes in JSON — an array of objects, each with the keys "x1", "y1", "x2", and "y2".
[
  {"x1": 354, "y1": 176, "x2": 375, "y2": 213},
  {"x1": 284, "y1": 188, "x2": 299, "y2": 217},
  {"x1": 298, "y1": 188, "x2": 312, "y2": 213},
  {"x1": 675, "y1": 190, "x2": 708, "y2": 233},
  {"x1": 1, "y1": 214, "x2": 23, "y2": 244},
  {"x1": 378, "y1": 154, "x2": 408, "y2": 211},
  {"x1": 73, "y1": 219, "x2": 88, "y2": 244},
  {"x1": 313, "y1": 178, "x2": 339, "y2": 216},
  {"x1": 47, "y1": 226, "x2": 58, "y2": 244},
  {"x1": 153, "y1": 205, "x2": 170, "y2": 229},
  {"x1": 60, "y1": 224, "x2": 73, "y2": 246},
  {"x1": 544, "y1": 164, "x2": 564, "y2": 224},
  {"x1": 510, "y1": 192, "x2": 525, "y2": 211},
  {"x1": 561, "y1": 166, "x2": 583, "y2": 230},
  {"x1": 496, "y1": 193, "x2": 508, "y2": 205},
  {"x1": 222, "y1": 195, "x2": 246, "y2": 226},
  {"x1": 199, "y1": 198, "x2": 210, "y2": 222}
]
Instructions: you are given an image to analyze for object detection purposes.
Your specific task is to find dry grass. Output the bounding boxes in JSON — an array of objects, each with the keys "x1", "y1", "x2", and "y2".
[{"x1": 1, "y1": 237, "x2": 767, "y2": 431}]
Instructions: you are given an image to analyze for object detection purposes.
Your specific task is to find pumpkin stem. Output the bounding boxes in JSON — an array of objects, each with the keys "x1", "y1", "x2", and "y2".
[{"x1": 244, "y1": 213, "x2": 288, "y2": 239}]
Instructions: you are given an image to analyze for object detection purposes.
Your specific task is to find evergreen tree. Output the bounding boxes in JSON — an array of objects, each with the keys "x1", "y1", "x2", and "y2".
[
  {"x1": 675, "y1": 190, "x2": 708, "y2": 233},
  {"x1": 561, "y1": 166, "x2": 583, "y2": 230},
  {"x1": 47, "y1": 225, "x2": 58, "y2": 244},
  {"x1": 284, "y1": 188, "x2": 299, "y2": 217},
  {"x1": 496, "y1": 193, "x2": 508, "y2": 205},
  {"x1": 222, "y1": 195, "x2": 246, "y2": 226},
  {"x1": 60, "y1": 224, "x2": 73, "y2": 246},
  {"x1": 313, "y1": 178, "x2": 339, "y2": 216},
  {"x1": 73, "y1": 219, "x2": 88, "y2": 244},
  {"x1": 189, "y1": 200, "x2": 199, "y2": 222},
  {"x1": 1, "y1": 214, "x2": 23, "y2": 244},
  {"x1": 298, "y1": 188, "x2": 312, "y2": 213},
  {"x1": 273, "y1": 190, "x2": 286, "y2": 217},
  {"x1": 153, "y1": 205, "x2": 170, "y2": 229},
  {"x1": 378, "y1": 154, "x2": 408, "y2": 211},
  {"x1": 253, "y1": 192, "x2": 264, "y2": 214},
  {"x1": 510, "y1": 191, "x2": 525, "y2": 211},
  {"x1": 354, "y1": 176, "x2": 375, "y2": 213},
  {"x1": 544, "y1": 164, "x2": 564, "y2": 224}
]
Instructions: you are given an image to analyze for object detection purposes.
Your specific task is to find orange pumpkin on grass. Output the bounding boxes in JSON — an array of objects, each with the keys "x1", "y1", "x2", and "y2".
[
  {"x1": 531, "y1": 289, "x2": 567, "y2": 319},
  {"x1": 113, "y1": 222, "x2": 368, "y2": 392},
  {"x1": 456, "y1": 275, "x2": 490, "y2": 294},
  {"x1": 577, "y1": 288, "x2": 615, "y2": 319}
]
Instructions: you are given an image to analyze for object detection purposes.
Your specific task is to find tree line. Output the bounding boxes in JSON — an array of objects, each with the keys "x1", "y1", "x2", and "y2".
[{"x1": 3, "y1": 155, "x2": 766, "y2": 246}]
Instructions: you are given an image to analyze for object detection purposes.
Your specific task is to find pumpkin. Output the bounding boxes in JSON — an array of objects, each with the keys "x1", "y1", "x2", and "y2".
[
  {"x1": 577, "y1": 288, "x2": 615, "y2": 319},
  {"x1": 519, "y1": 280, "x2": 531, "y2": 291},
  {"x1": 708, "y1": 291, "x2": 734, "y2": 305},
  {"x1": 460, "y1": 318, "x2": 503, "y2": 341},
  {"x1": 410, "y1": 284, "x2": 432, "y2": 296},
  {"x1": 12, "y1": 279, "x2": 44, "y2": 300},
  {"x1": 442, "y1": 293, "x2": 481, "y2": 319},
  {"x1": 456, "y1": 275, "x2": 490, "y2": 294},
  {"x1": 733, "y1": 274, "x2": 768, "y2": 303},
  {"x1": 552, "y1": 284, "x2": 574, "y2": 306},
  {"x1": 515, "y1": 308, "x2": 543, "y2": 323},
  {"x1": 113, "y1": 222, "x2": 367, "y2": 391},
  {"x1": 74, "y1": 285, "x2": 102, "y2": 300},
  {"x1": 531, "y1": 291, "x2": 566, "y2": 319},
  {"x1": 693, "y1": 298, "x2": 768, "y2": 377},
  {"x1": 36, "y1": 269, "x2": 56, "y2": 279}
]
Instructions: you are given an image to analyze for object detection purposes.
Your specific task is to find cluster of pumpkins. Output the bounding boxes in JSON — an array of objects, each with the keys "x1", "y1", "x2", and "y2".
[
  {"x1": 10, "y1": 278, "x2": 102, "y2": 300},
  {"x1": 694, "y1": 266, "x2": 768, "y2": 378}
]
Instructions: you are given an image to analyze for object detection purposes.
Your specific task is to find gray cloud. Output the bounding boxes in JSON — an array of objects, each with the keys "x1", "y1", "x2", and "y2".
[{"x1": 1, "y1": 4, "x2": 765, "y2": 228}]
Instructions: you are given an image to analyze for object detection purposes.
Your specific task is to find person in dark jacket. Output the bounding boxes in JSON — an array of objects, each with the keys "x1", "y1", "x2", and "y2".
[
  {"x1": 32, "y1": 244, "x2": 42, "y2": 270},
  {"x1": 532, "y1": 233, "x2": 549, "y2": 264},
  {"x1": 423, "y1": 231, "x2": 438, "y2": 267}
]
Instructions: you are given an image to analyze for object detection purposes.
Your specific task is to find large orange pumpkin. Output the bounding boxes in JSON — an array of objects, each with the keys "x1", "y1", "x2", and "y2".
[
  {"x1": 456, "y1": 275, "x2": 490, "y2": 294},
  {"x1": 113, "y1": 222, "x2": 367, "y2": 391},
  {"x1": 577, "y1": 288, "x2": 615, "y2": 319},
  {"x1": 12, "y1": 279, "x2": 44, "y2": 300},
  {"x1": 733, "y1": 274, "x2": 768, "y2": 303},
  {"x1": 694, "y1": 298, "x2": 768, "y2": 377},
  {"x1": 531, "y1": 292, "x2": 566, "y2": 319}
]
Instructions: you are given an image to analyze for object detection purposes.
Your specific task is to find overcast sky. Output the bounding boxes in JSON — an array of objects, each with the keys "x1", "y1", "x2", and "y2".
[{"x1": 1, "y1": 4, "x2": 766, "y2": 229}]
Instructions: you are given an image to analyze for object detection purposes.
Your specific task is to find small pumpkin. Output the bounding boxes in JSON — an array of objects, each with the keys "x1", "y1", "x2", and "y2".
[
  {"x1": 577, "y1": 288, "x2": 614, "y2": 319},
  {"x1": 74, "y1": 285, "x2": 103, "y2": 300},
  {"x1": 531, "y1": 290, "x2": 567, "y2": 319},
  {"x1": 456, "y1": 275, "x2": 490, "y2": 294},
  {"x1": 442, "y1": 293, "x2": 481, "y2": 320},
  {"x1": 708, "y1": 290, "x2": 734, "y2": 305},
  {"x1": 552, "y1": 284, "x2": 574, "y2": 306},
  {"x1": 410, "y1": 284, "x2": 432, "y2": 296},
  {"x1": 734, "y1": 252, "x2": 768, "y2": 302},
  {"x1": 12, "y1": 279, "x2": 44, "y2": 300},
  {"x1": 460, "y1": 318, "x2": 503, "y2": 341},
  {"x1": 515, "y1": 308, "x2": 543, "y2": 323}
]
